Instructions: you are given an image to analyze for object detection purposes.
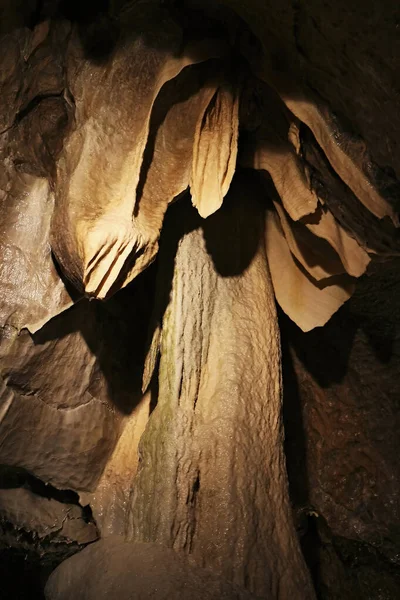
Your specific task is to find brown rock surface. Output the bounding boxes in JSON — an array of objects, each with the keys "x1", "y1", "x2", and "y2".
[
  {"x1": 0, "y1": 486, "x2": 98, "y2": 553},
  {"x1": 282, "y1": 259, "x2": 400, "y2": 598},
  {"x1": 44, "y1": 536, "x2": 259, "y2": 600},
  {"x1": 51, "y1": 4, "x2": 226, "y2": 298}
]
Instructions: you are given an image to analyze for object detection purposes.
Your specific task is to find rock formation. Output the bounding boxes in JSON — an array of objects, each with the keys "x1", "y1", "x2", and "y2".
[{"x1": 0, "y1": 1, "x2": 399, "y2": 598}]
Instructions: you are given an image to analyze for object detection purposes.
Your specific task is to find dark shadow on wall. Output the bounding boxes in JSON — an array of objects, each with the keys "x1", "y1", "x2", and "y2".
[
  {"x1": 0, "y1": 468, "x2": 98, "y2": 600},
  {"x1": 280, "y1": 257, "x2": 400, "y2": 599},
  {"x1": 0, "y1": 550, "x2": 49, "y2": 600},
  {"x1": 202, "y1": 170, "x2": 265, "y2": 277},
  {"x1": 33, "y1": 261, "x2": 157, "y2": 416},
  {"x1": 279, "y1": 306, "x2": 360, "y2": 595},
  {"x1": 142, "y1": 169, "x2": 264, "y2": 357},
  {"x1": 279, "y1": 311, "x2": 310, "y2": 510},
  {"x1": 279, "y1": 308, "x2": 325, "y2": 589},
  {"x1": 283, "y1": 257, "x2": 400, "y2": 392},
  {"x1": 137, "y1": 169, "x2": 265, "y2": 421},
  {"x1": 283, "y1": 305, "x2": 359, "y2": 388}
]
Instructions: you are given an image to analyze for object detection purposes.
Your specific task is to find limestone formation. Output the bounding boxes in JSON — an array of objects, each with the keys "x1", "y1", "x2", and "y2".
[{"x1": 0, "y1": 1, "x2": 399, "y2": 599}]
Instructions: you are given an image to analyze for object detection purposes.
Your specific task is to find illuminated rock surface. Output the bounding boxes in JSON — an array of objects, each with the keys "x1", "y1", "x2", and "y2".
[{"x1": 45, "y1": 536, "x2": 259, "y2": 600}]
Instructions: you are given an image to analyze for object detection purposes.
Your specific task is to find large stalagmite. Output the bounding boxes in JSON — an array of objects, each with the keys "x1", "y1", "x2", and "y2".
[{"x1": 128, "y1": 177, "x2": 315, "y2": 598}]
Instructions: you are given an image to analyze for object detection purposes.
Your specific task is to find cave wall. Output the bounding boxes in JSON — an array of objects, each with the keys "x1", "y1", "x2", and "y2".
[{"x1": 282, "y1": 259, "x2": 400, "y2": 598}]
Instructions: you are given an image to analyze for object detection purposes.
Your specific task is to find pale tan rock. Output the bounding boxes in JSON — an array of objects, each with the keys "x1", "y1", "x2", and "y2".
[
  {"x1": 254, "y1": 144, "x2": 318, "y2": 221},
  {"x1": 282, "y1": 96, "x2": 399, "y2": 225},
  {"x1": 239, "y1": 81, "x2": 318, "y2": 221},
  {"x1": 0, "y1": 487, "x2": 98, "y2": 545},
  {"x1": 45, "y1": 536, "x2": 259, "y2": 600},
  {"x1": 271, "y1": 195, "x2": 370, "y2": 283},
  {"x1": 52, "y1": 5, "x2": 226, "y2": 298},
  {"x1": 128, "y1": 177, "x2": 315, "y2": 599},
  {"x1": 239, "y1": 77, "x2": 370, "y2": 318},
  {"x1": 302, "y1": 204, "x2": 371, "y2": 278},
  {"x1": 120, "y1": 63, "x2": 220, "y2": 289},
  {"x1": 299, "y1": 120, "x2": 400, "y2": 258},
  {"x1": 243, "y1": 57, "x2": 398, "y2": 226},
  {"x1": 0, "y1": 372, "x2": 118, "y2": 491},
  {"x1": 0, "y1": 172, "x2": 72, "y2": 332},
  {"x1": 80, "y1": 392, "x2": 151, "y2": 536},
  {"x1": 241, "y1": 135, "x2": 318, "y2": 221},
  {"x1": 0, "y1": 293, "x2": 149, "y2": 492},
  {"x1": 266, "y1": 208, "x2": 355, "y2": 332},
  {"x1": 190, "y1": 80, "x2": 239, "y2": 218},
  {"x1": 0, "y1": 155, "x2": 153, "y2": 509},
  {"x1": 273, "y1": 199, "x2": 346, "y2": 281}
]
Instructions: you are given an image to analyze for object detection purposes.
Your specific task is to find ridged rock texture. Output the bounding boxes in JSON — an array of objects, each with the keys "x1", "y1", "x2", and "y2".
[
  {"x1": 128, "y1": 181, "x2": 314, "y2": 598},
  {"x1": 0, "y1": 0, "x2": 399, "y2": 599}
]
